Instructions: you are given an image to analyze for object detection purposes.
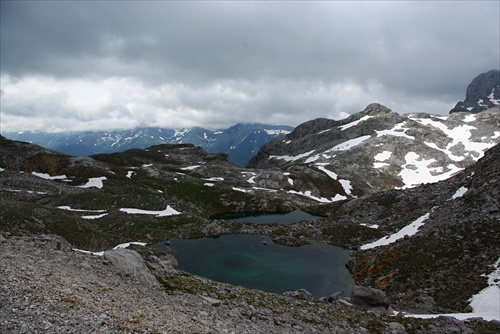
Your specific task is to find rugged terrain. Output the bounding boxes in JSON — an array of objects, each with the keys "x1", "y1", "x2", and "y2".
[
  {"x1": 0, "y1": 109, "x2": 499, "y2": 332},
  {"x1": 249, "y1": 103, "x2": 500, "y2": 199},
  {"x1": 2, "y1": 123, "x2": 293, "y2": 166},
  {"x1": 4, "y1": 234, "x2": 496, "y2": 334}
]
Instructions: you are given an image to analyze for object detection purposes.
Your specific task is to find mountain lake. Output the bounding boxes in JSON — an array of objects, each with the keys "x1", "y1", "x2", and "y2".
[
  {"x1": 153, "y1": 234, "x2": 354, "y2": 298},
  {"x1": 213, "y1": 210, "x2": 321, "y2": 224}
]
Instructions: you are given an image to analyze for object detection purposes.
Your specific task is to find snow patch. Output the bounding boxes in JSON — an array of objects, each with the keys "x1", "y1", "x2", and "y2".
[
  {"x1": 180, "y1": 165, "x2": 201, "y2": 171},
  {"x1": 78, "y1": 177, "x2": 107, "y2": 189},
  {"x1": 82, "y1": 213, "x2": 108, "y2": 219},
  {"x1": 32, "y1": 172, "x2": 67, "y2": 180},
  {"x1": 339, "y1": 115, "x2": 373, "y2": 131},
  {"x1": 327, "y1": 135, "x2": 371, "y2": 152},
  {"x1": 450, "y1": 186, "x2": 468, "y2": 200},
  {"x1": 202, "y1": 177, "x2": 224, "y2": 182},
  {"x1": 375, "y1": 123, "x2": 414, "y2": 140},
  {"x1": 374, "y1": 151, "x2": 392, "y2": 162},
  {"x1": 232, "y1": 187, "x2": 251, "y2": 193},
  {"x1": 73, "y1": 241, "x2": 147, "y2": 257},
  {"x1": 399, "y1": 153, "x2": 460, "y2": 189},
  {"x1": 57, "y1": 206, "x2": 106, "y2": 213},
  {"x1": 119, "y1": 205, "x2": 181, "y2": 217},
  {"x1": 264, "y1": 129, "x2": 291, "y2": 135},
  {"x1": 288, "y1": 190, "x2": 346, "y2": 203},
  {"x1": 269, "y1": 150, "x2": 315, "y2": 162},
  {"x1": 360, "y1": 208, "x2": 435, "y2": 250}
]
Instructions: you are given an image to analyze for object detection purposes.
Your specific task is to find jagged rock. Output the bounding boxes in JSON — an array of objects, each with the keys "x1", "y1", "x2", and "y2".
[
  {"x1": 103, "y1": 248, "x2": 160, "y2": 288},
  {"x1": 350, "y1": 285, "x2": 390, "y2": 311},
  {"x1": 450, "y1": 69, "x2": 500, "y2": 114},
  {"x1": 283, "y1": 289, "x2": 314, "y2": 301}
]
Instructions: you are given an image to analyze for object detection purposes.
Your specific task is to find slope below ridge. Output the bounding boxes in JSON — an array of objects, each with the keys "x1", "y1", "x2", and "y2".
[
  {"x1": 349, "y1": 142, "x2": 500, "y2": 315},
  {"x1": 248, "y1": 104, "x2": 500, "y2": 198}
]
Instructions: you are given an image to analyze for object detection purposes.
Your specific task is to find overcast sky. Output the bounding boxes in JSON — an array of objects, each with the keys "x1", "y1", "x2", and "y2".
[{"x1": 1, "y1": 1, "x2": 499, "y2": 133}]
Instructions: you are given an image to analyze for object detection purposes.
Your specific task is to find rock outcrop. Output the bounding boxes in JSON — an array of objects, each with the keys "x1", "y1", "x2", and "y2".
[
  {"x1": 450, "y1": 69, "x2": 500, "y2": 114},
  {"x1": 103, "y1": 248, "x2": 160, "y2": 288}
]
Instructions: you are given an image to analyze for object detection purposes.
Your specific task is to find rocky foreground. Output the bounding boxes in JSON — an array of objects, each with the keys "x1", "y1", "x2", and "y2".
[{"x1": 1, "y1": 234, "x2": 499, "y2": 334}]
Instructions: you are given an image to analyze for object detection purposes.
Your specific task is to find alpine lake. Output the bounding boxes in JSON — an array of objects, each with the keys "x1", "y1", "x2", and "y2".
[{"x1": 153, "y1": 211, "x2": 354, "y2": 298}]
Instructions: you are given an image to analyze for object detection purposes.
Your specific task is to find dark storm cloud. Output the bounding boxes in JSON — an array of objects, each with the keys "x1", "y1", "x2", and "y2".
[{"x1": 1, "y1": 1, "x2": 499, "y2": 132}]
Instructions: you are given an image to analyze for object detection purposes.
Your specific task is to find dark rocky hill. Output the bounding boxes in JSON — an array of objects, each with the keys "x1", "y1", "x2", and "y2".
[{"x1": 450, "y1": 69, "x2": 500, "y2": 114}]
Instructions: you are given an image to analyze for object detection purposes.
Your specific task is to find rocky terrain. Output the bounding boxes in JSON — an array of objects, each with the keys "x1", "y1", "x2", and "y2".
[
  {"x1": 2, "y1": 233, "x2": 499, "y2": 333},
  {"x1": 450, "y1": 69, "x2": 500, "y2": 114},
  {"x1": 249, "y1": 103, "x2": 500, "y2": 199},
  {"x1": 1, "y1": 112, "x2": 499, "y2": 332}
]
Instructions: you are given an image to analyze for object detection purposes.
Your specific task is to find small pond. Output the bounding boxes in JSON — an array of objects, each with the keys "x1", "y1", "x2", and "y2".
[
  {"x1": 215, "y1": 210, "x2": 321, "y2": 224},
  {"x1": 153, "y1": 234, "x2": 353, "y2": 298}
]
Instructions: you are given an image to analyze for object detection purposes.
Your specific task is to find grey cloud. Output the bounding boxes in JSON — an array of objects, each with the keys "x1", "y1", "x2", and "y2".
[{"x1": 1, "y1": 1, "x2": 499, "y2": 132}]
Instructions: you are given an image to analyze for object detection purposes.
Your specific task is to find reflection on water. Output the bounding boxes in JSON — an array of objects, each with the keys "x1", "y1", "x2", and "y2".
[
  {"x1": 153, "y1": 234, "x2": 353, "y2": 298},
  {"x1": 216, "y1": 210, "x2": 320, "y2": 224}
]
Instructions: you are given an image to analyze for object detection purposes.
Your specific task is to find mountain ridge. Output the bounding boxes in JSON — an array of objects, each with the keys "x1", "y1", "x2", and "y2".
[
  {"x1": 249, "y1": 104, "x2": 500, "y2": 201},
  {"x1": 2, "y1": 123, "x2": 293, "y2": 167}
]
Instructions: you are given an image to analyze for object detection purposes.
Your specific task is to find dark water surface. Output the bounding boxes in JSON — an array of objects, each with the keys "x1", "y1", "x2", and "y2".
[
  {"x1": 216, "y1": 210, "x2": 321, "y2": 224},
  {"x1": 154, "y1": 234, "x2": 354, "y2": 298}
]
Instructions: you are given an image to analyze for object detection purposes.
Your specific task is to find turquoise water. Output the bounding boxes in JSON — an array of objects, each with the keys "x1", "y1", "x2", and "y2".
[
  {"x1": 154, "y1": 234, "x2": 353, "y2": 298},
  {"x1": 215, "y1": 210, "x2": 320, "y2": 224}
]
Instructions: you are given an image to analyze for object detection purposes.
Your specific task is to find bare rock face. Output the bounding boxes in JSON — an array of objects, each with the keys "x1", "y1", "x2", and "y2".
[
  {"x1": 103, "y1": 248, "x2": 160, "y2": 288},
  {"x1": 450, "y1": 69, "x2": 500, "y2": 114}
]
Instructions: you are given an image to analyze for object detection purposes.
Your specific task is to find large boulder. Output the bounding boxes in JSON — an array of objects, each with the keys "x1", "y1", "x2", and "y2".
[
  {"x1": 350, "y1": 285, "x2": 390, "y2": 311},
  {"x1": 103, "y1": 248, "x2": 159, "y2": 288}
]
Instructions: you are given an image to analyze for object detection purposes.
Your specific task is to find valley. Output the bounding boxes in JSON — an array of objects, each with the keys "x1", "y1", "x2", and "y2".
[{"x1": 1, "y1": 103, "x2": 499, "y2": 333}]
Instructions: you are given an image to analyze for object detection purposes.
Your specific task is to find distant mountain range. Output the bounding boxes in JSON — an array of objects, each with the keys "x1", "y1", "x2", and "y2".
[{"x1": 2, "y1": 123, "x2": 293, "y2": 166}]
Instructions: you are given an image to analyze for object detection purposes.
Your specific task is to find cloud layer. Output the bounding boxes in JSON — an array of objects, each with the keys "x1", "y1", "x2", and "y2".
[{"x1": 1, "y1": 1, "x2": 499, "y2": 132}]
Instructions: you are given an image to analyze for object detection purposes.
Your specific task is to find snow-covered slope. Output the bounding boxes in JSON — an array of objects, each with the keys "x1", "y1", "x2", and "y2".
[{"x1": 249, "y1": 104, "x2": 500, "y2": 198}]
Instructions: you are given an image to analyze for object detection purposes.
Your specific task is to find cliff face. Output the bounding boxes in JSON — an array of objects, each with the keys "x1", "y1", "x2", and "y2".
[{"x1": 450, "y1": 69, "x2": 500, "y2": 114}]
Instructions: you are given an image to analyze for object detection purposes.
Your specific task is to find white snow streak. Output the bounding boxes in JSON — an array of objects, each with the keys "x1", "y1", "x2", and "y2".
[
  {"x1": 119, "y1": 205, "x2": 181, "y2": 217},
  {"x1": 180, "y1": 165, "x2": 201, "y2": 171},
  {"x1": 339, "y1": 115, "x2": 373, "y2": 131},
  {"x1": 32, "y1": 172, "x2": 67, "y2": 180},
  {"x1": 327, "y1": 135, "x2": 371, "y2": 152},
  {"x1": 360, "y1": 208, "x2": 435, "y2": 250},
  {"x1": 450, "y1": 186, "x2": 468, "y2": 200},
  {"x1": 269, "y1": 150, "x2": 315, "y2": 162}
]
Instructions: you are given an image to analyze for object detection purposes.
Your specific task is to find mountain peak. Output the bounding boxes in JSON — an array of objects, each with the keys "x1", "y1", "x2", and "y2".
[
  {"x1": 361, "y1": 103, "x2": 393, "y2": 116},
  {"x1": 450, "y1": 69, "x2": 500, "y2": 114}
]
